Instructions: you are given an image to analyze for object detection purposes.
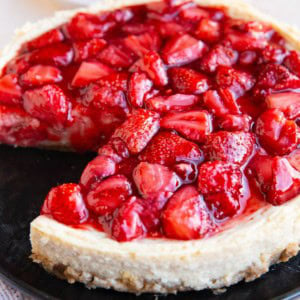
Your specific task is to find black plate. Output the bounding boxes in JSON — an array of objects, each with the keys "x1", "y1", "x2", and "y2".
[{"x1": 0, "y1": 145, "x2": 300, "y2": 300}]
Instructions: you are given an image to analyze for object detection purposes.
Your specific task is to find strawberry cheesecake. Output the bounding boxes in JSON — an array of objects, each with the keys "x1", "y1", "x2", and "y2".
[{"x1": 0, "y1": 0, "x2": 299, "y2": 294}]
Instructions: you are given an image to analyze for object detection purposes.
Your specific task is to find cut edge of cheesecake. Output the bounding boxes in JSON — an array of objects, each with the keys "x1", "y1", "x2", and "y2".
[{"x1": 1, "y1": 0, "x2": 297, "y2": 294}]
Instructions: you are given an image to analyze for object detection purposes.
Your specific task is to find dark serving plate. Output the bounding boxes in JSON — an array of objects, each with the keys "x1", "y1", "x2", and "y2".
[{"x1": 0, "y1": 144, "x2": 300, "y2": 300}]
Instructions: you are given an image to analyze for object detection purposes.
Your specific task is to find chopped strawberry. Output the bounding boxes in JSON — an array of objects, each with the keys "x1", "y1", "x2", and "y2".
[
  {"x1": 161, "y1": 110, "x2": 212, "y2": 142},
  {"x1": 195, "y1": 18, "x2": 221, "y2": 43},
  {"x1": 169, "y1": 67, "x2": 210, "y2": 94},
  {"x1": 128, "y1": 72, "x2": 153, "y2": 108},
  {"x1": 97, "y1": 72, "x2": 129, "y2": 92},
  {"x1": 111, "y1": 8, "x2": 134, "y2": 23},
  {"x1": 173, "y1": 163, "x2": 198, "y2": 184},
  {"x1": 248, "y1": 154, "x2": 300, "y2": 205},
  {"x1": 179, "y1": 7, "x2": 209, "y2": 21},
  {"x1": 146, "y1": 94, "x2": 199, "y2": 113},
  {"x1": 65, "y1": 13, "x2": 115, "y2": 40},
  {"x1": 284, "y1": 50, "x2": 300, "y2": 77},
  {"x1": 260, "y1": 44, "x2": 287, "y2": 64},
  {"x1": 254, "y1": 64, "x2": 300, "y2": 98},
  {"x1": 198, "y1": 161, "x2": 242, "y2": 218},
  {"x1": 200, "y1": 44, "x2": 238, "y2": 73},
  {"x1": 86, "y1": 175, "x2": 132, "y2": 215},
  {"x1": 98, "y1": 44, "x2": 134, "y2": 68},
  {"x1": 23, "y1": 84, "x2": 71, "y2": 126},
  {"x1": 162, "y1": 34, "x2": 206, "y2": 66},
  {"x1": 139, "y1": 131, "x2": 203, "y2": 166},
  {"x1": 80, "y1": 155, "x2": 116, "y2": 189},
  {"x1": 29, "y1": 43, "x2": 74, "y2": 67},
  {"x1": 71, "y1": 61, "x2": 113, "y2": 87},
  {"x1": 124, "y1": 31, "x2": 161, "y2": 57},
  {"x1": 239, "y1": 50, "x2": 257, "y2": 65},
  {"x1": 0, "y1": 74, "x2": 22, "y2": 106},
  {"x1": 133, "y1": 162, "x2": 181, "y2": 207},
  {"x1": 218, "y1": 114, "x2": 252, "y2": 132},
  {"x1": 22, "y1": 28, "x2": 64, "y2": 52},
  {"x1": 98, "y1": 137, "x2": 129, "y2": 163},
  {"x1": 157, "y1": 21, "x2": 187, "y2": 38},
  {"x1": 131, "y1": 51, "x2": 168, "y2": 86},
  {"x1": 122, "y1": 23, "x2": 155, "y2": 35},
  {"x1": 117, "y1": 157, "x2": 139, "y2": 178},
  {"x1": 112, "y1": 109, "x2": 160, "y2": 154},
  {"x1": 203, "y1": 89, "x2": 240, "y2": 116},
  {"x1": 265, "y1": 92, "x2": 300, "y2": 119},
  {"x1": 162, "y1": 186, "x2": 213, "y2": 240},
  {"x1": 83, "y1": 84, "x2": 128, "y2": 114},
  {"x1": 69, "y1": 104, "x2": 104, "y2": 152},
  {"x1": 20, "y1": 65, "x2": 62, "y2": 87},
  {"x1": 256, "y1": 109, "x2": 298, "y2": 155},
  {"x1": 4, "y1": 54, "x2": 31, "y2": 75},
  {"x1": 111, "y1": 196, "x2": 145, "y2": 242},
  {"x1": 204, "y1": 131, "x2": 255, "y2": 165},
  {"x1": 288, "y1": 149, "x2": 300, "y2": 172},
  {"x1": 73, "y1": 38, "x2": 107, "y2": 62},
  {"x1": 216, "y1": 66, "x2": 255, "y2": 95},
  {"x1": 0, "y1": 105, "x2": 47, "y2": 146},
  {"x1": 41, "y1": 183, "x2": 88, "y2": 225}
]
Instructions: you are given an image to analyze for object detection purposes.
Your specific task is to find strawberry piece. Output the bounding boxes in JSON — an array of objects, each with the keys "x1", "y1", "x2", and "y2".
[
  {"x1": 203, "y1": 90, "x2": 239, "y2": 116},
  {"x1": 157, "y1": 21, "x2": 187, "y2": 38},
  {"x1": 284, "y1": 50, "x2": 300, "y2": 77},
  {"x1": 169, "y1": 67, "x2": 210, "y2": 94},
  {"x1": 0, "y1": 74, "x2": 22, "y2": 106},
  {"x1": 23, "y1": 84, "x2": 71, "y2": 126},
  {"x1": 20, "y1": 65, "x2": 62, "y2": 87},
  {"x1": 122, "y1": 23, "x2": 155, "y2": 35},
  {"x1": 254, "y1": 64, "x2": 300, "y2": 98},
  {"x1": 161, "y1": 110, "x2": 212, "y2": 142},
  {"x1": 162, "y1": 186, "x2": 213, "y2": 240},
  {"x1": 139, "y1": 131, "x2": 203, "y2": 166},
  {"x1": 98, "y1": 137, "x2": 129, "y2": 163},
  {"x1": 203, "y1": 131, "x2": 255, "y2": 165},
  {"x1": 4, "y1": 54, "x2": 31, "y2": 75},
  {"x1": 200, "y1": 45, "x2": 238, "y2": 73},
  {"x1": 146, "y1": 94, "x2": 199, "y2": 113},
  {"x1": 97, "y1": 72, "x2": 129, "y2": 92},
  {"x1": 117, "y1": 157, "x2": 139, "y2": 178},
  {"x1": 71, "y1": 61, "x2": 113, "y2": 87},
  {"x1": 216, "y1": 66, "x2": 255, "y2": 94},
  {"x1": 133, "y1": 162, "x2": 181, "y2": 207},
  {"x1": 265, "y1": 92, "x2": 300, "y2": 119},
  {"x1": 195, "y1": 18, "x2": 221, "y2": 43},
  {"x1": 239, "y1": 50, "x2": 257, "y2": 65},
  {"x1": 162, "y1": 34, "x2": 206, "y2": 66},
  {"x1": 218, "y1": 114, "x2": 252, "y2": 132},
  {"x1": 128, "y1": 72, "x2": 153, "y2": 108},
  {"x1": 131, "y1": 51, "x2": 168, "y2": 86},
  {"x1": 0, "y1": 105, "x2": 47, "y2": 146},
  {"x1": 204, "y1": 191, "x2": 240, "y2": 219},
  {"x1": 80, "y1": 155, "x2": 116, "y2": 189},
  {"x1": 248, "y1": 154, "x2": 300, "y2": 205},
  {"x1": 288, "y1": 149, "x2": 300, "y2": 172},
  {"x1": 179, "y1": 7, "x2": 209, "y2": 21},
  {"x1": 260, "y1": 44, "x2": 287, "y2": 64},
  {"x1": 111, "y1": 8, "x2": 134, "y2": 23},
  {"x1": 173, "y1": 163, "x2": 198, "y2": 184},
  {"x1": 22, "y1": 28, "x2": 64, "y2": 52},
  {"x1": 256, "y1": 109, "x2": 298, "y2": 155},
  {"x1": 69, "y1": 104, "x2": 104, "y2": 152},
  {"x1": 83, "y1": 84, "x2": 128, "y2": 114},
  {"x1": 198, "y1": 161, "x2": 242, "y2": 218},
  {"x1": 111, "y1": 196, "x2": 145, "y2": 242},
  {"x1": 98, "y1": 44, "x2": 134, "y2": 68},
  {"x1": 41, "y1": 183, "x2": 88, "y2": 225},
  {"x1": 124, "y1": 31, "x2": 161, "y2": 57},
  {"x1": 86, "y1": 175, "x2": 132, "y2": 215},
  {"x1": 65, "y1": 13, "x2": 115, "y2": 40},
  {"x1": 112, "y1": 109, "x2": 160, "y2": 154},
  {"x1": 29, "y1": 43, "x2": 74, "y2": 67},
  {"x1": 73, "y1": 38, "x2": 107, "y2": 62},
  {"x1": 198, "y1": 161, "x2": 243, "y2": 195}
]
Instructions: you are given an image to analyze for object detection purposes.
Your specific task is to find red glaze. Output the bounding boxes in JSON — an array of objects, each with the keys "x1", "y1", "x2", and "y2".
[{"x1": 0, "y1": 0, "x2": 298, "y2": 241}]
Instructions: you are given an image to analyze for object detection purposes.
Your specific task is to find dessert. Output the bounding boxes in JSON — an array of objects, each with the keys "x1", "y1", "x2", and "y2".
[{"x1": 0, "y1": 0, "x2": 299, "y2": 294}]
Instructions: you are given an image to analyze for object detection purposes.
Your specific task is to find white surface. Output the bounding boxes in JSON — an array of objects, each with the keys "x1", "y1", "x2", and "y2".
[{"x1": 0, "y1": 0, "x2": 300, "y2": 48}]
